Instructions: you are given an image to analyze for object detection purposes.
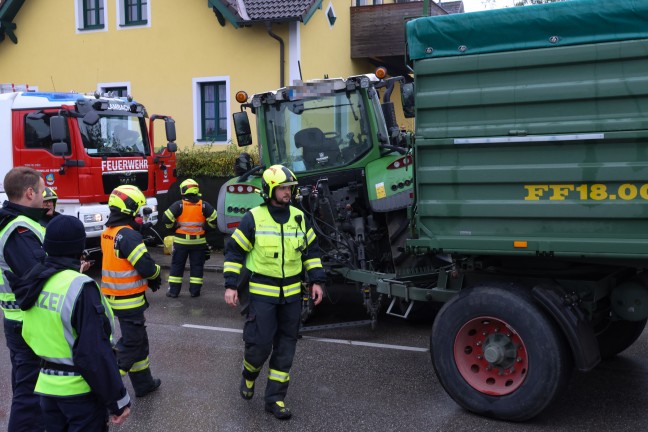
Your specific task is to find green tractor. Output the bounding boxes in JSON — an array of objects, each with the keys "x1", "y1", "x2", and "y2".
[{"x1": 217, "y1": 69, "x2": 415, "y2": 324}]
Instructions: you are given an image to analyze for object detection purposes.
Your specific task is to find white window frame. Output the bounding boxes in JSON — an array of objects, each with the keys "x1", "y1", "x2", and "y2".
[
  {"x1": 116, "y1": 0, "x2": 152, "y2": 30},
  {"x1": 97, "y1": 81, "x2": 131, "y2": 97},
  {"x1": 74, "y1": 0, "x2": 108, "y2": 34},
  {"x1": 192, "y1": 76, "x2": 231, "y2": 146}
]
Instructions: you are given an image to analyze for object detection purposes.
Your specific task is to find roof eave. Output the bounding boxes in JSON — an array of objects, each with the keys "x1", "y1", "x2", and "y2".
[
  {"x1": 208, "y1": 0, "x2": 241, "y2": 29},
  {"x1": 0, "y1": 0, "x2": 25, "y2": 44},
  {"x1": 301, "y1": 0, "x2": 323, "y2": 25}
]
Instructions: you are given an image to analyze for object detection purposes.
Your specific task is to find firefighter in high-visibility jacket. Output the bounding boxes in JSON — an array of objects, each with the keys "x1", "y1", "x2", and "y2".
[
  {"x1": 101, "y1": 185, "x2": 162, "y2": 398},
  {"x1": 0, "y1": 166, "x2": 47, "y2": 432},
  {"x1": 162, "y1": 178, "x2": 217, "y2": 298},
  {"x1": 8, "y1": 215, "x2": 131, "y2": 430},
  {"x1": 224, "y1": 165, "x2": 326, "y2": 420}
]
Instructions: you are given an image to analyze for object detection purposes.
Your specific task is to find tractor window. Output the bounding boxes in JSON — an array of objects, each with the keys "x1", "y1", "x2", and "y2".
[
  {"x1": 263, "y1": 89, "x2": 372, "y2": 173},
  {"x1": 24, "y1": 113, "x2": 72, "y2": 155}
]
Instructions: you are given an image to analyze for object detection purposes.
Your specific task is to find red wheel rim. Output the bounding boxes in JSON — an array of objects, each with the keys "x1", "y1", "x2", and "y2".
[{"x1": 453, "y1": 316, "x2": 528, "y2": 395}]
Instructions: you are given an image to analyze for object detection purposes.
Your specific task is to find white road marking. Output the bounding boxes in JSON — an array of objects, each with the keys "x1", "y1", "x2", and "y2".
[{"x1": 183, "y1": 324, "x2": 429, "y2": 353}]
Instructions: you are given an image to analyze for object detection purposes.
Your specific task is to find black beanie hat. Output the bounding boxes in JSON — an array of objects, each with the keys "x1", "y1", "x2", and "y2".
[{"x1": 44, "y1": 215, "x2": 86, "y2": 257}]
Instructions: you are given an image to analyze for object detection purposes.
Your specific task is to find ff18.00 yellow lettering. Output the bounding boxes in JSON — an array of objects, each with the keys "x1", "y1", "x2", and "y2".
[{"x1": 524, "y1": 184, "x2": 648, "y2": 201}]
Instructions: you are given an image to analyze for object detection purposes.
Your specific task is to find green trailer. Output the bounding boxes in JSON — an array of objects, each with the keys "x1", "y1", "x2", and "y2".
[
  {"x1": 336, "y1": 0, "x2": 648, "y2": 421},
  {"x1": 389, "y1": 0, "x2": 648, "y2": 421}
]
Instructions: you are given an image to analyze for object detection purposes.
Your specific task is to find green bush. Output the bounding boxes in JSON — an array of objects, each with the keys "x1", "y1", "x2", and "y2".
[{"x1": 175, "y1": 143, "x2": 259, "y2": 177}]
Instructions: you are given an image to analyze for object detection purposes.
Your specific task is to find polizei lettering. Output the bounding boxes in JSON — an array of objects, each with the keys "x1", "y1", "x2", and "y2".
[
  {"x1": 37, "y1": 292, "x2": 64, "y2": 313},
  {"x1": 102, "y1": 159, "x2": 149, "y2": 172}
]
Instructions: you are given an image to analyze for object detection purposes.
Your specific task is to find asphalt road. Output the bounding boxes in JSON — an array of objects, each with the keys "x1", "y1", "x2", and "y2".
[{"x1": 2, "y1": 249, "x2": 648, "y2": 431}]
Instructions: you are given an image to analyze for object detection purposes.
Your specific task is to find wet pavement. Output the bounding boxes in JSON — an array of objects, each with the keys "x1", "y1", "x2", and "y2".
[{"x1": 1, "y1": 247, "x2": 648, "y2": 431}]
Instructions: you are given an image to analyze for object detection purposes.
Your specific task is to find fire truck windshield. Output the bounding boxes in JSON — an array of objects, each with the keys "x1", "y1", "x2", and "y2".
[{"x1": 78, "y1": 115, "x2": 150, "y2": 157}]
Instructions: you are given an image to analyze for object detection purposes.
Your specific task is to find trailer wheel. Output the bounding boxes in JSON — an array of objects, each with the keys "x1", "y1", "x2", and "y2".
[
  {"x1": 596, "y1": 318, "x2": 647, "y2": 359},
  {"x1": 431, "y1": 285, "x2": 573, "y2": 421}
]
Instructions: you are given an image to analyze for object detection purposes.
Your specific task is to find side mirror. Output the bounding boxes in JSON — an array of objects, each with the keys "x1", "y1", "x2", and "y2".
[
  {"x1": 166, "y1": 142, "x2": 177, "y2": 153},
  {"x1": 82, "y1": 111, "x2": 100, "y2": 126},
  {"x1": 401, "y1": 82, "x2": 415, "y2": 119},
  {"x1": 233, "y1": 111, "x2": 252, "y2": 147},
  {"x1": 52, "y1": 142, "x2": 69, "y2": 157},
  {"x1": 50, "y1": 115, "x2": 68, "y2": 142},
  {"x1": 165, "y1": 118, "x2": 176, "y2": 142}
]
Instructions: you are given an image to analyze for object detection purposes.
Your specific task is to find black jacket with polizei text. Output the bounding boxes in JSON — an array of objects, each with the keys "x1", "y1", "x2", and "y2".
[
  {"x1": 224, "y1": 203, "x2": 326, "y2": 304},
  {"x1": 6, "y1": 256, "x2": 130, "y2": 416}
]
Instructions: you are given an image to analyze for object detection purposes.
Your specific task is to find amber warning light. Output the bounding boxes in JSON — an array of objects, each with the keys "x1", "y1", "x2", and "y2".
[
  {"x1": 235, "y1": 91, "x2": 248, "y2": 103},
  {"x1": 375, "y1": 67, "x2": 387, "y2": 79}
]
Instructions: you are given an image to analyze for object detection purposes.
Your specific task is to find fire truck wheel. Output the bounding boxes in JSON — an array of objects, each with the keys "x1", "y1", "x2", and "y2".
[
  {"x1": 596, "y1": 318, "x2": 647, "y2": 360},
  {"x1": 430, "y1": 284, "x2": 573, "y2": 421}
]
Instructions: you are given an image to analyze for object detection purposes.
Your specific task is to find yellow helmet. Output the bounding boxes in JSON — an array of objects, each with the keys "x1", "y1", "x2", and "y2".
[
  {"x1": 42, "y1": 187, "x2": 58, "y2": 202},
  {"x1": 261, "y1": 165, "x2": 298, "y2": 201},
  {"x1": 180, "y1": 178, "x2": 201, "y2": 196},
  {"x1": 108, "y1": 185, "x2": 146, "y2": 216}
]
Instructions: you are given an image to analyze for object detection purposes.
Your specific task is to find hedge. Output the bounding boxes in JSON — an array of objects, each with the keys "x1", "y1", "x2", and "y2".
[{"x1": 175, "y1": 143, "x2": 260, "y2": 177}]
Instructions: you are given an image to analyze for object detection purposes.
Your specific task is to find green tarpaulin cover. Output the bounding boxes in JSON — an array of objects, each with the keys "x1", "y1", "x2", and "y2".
[{"x1": 407, "y1": 0, "x2": 648, "y2": 60}]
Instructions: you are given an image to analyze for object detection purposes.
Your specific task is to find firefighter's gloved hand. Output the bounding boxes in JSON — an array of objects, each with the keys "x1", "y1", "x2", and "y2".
[
  {"x1": 204, "y1": 247, "x2": 211, "y2": 261},
  {"x1": 148, "y1": 275, "x2": 162, "y2": 292}
]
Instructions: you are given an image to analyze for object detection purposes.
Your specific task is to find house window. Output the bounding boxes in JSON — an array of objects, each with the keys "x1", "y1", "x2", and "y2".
[
  {"x1": 83, "y1": 0, "x2": 104, "y2": 29},
  {"x1": 193, "y1": 77, "x2": 230, "y2": 144},
  {"x1": 326, "y1": 4, "x2": 337, "y2": 26},
  {"x1": 103, "y1": 86, "x2": 128, "y2": 97},
  {"x1": 75, "y1": 0, "x2": 108, "y2": 32},
  {"x1": 200, "y1": 82, "x2": 227, "y2": 142},
  {"x1": 124, "y1": 0, "x2": 148, "y2": 26},
  {"x1": 97, "y1": 82, "x2": 131, "y2": 98}
]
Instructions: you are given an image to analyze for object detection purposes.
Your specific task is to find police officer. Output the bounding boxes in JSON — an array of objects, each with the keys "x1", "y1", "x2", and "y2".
[
  {"x1": 162, "y1": 178, "x2": 217, "y2": 298},
  {"x1": 0, "y1": 166, "x2": 46, "y2": 431},
  {"x1": 101, "y1": 185, "x2": 162, "y2": 397},
  {"x1": 224, "y1": 165, "x2": 326, "y2": 420},
  {"x1": 39, "y1": 187, "x2": 60, "y2": 227},
  {"x1": 8, "y1": 215, "x2": 131, "y2": 430}
]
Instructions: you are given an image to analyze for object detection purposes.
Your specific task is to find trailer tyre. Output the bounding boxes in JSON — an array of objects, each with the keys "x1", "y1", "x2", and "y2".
[{"x1": 431, "y1": 285, "x2": 573, "y2": 421}]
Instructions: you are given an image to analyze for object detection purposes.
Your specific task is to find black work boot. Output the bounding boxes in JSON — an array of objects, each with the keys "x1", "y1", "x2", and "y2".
[
  {"x1": 265, "y1": 401, "x2": 292, "y2": 420},
  {"x1": 239, "y1": 376, "x2": 255, "y2": 400},
  {"x1": 130, "y1": 369, "x2": 162, "y2": 397}
]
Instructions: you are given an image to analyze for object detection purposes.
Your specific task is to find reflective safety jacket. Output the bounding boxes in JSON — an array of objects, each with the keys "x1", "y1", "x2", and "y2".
[
  {"x1": 163, "y1": 198, "x2": 217, "y2": 246},
  {"x1": 224, "y1": 204, "x2": 326, "y2": 304},
  {"x1": 101, "y1": 225, "x2": 160, "y2": 312},
  {"x1": 22, "y1": 270, "x2": 116, "y2": 397},
  {"x1": 0, "y1": 215, "x2": 45, "y2": 321}
]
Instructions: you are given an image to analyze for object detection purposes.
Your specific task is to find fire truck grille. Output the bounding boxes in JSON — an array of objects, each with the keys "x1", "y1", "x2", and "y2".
[{"x1": 103, "y1": 172, "x2": 149, "y2": 194}]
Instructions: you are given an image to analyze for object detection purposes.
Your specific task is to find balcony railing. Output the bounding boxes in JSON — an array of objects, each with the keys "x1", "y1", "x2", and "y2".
[{"x1": 351, "y1": 1, "x2": 448, "y2": 59}]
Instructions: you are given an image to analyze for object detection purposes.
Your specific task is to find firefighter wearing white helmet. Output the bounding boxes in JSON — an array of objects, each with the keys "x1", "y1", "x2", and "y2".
[
  {"x1": 224, "y1": 165, "x2": 326, "y2": 420},
  {"x1": 100, "y1": 185, "x2": 162, "y2": 398},
  {"x1": 161, "y1": 178, "x2": 217, "y2": 298}
]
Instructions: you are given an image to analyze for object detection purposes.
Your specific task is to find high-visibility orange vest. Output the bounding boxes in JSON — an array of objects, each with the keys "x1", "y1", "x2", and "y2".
[
  {"x1": 176, "y1": 200, "x2": 206, "y2": 237},
  {"x1": 100, "y1": 226, "x2": 147, "y2": 296}
]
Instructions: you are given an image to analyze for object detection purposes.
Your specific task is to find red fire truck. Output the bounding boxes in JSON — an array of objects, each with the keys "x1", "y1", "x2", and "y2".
[{"x1": 0, "y1": 84, "x2": 177, "y2": 252}]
